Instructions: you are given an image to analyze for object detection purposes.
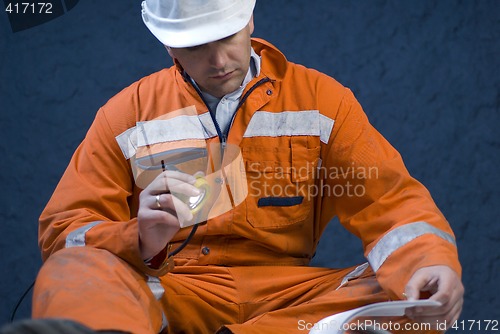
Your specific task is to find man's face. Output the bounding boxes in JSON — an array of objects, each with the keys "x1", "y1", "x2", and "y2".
[{"x1": 167, "y1": 18, "x2": 254, "y2": 98}]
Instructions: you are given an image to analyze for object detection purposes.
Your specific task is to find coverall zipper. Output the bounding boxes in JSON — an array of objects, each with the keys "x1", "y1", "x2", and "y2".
[
  {"x1": 177, "y1": 75, "x2": 272, "y2": 246},
  {"x1": 186, "y1": 73, "x2": 271, "y2": 149}
]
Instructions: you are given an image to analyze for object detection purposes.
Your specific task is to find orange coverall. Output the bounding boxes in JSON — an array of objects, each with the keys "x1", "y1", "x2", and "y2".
[{"x1": 34, "y1": 39, "x2": 461, "y2": 333}]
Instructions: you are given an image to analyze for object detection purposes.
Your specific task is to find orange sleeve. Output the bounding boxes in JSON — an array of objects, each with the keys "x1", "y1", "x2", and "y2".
[
  {"x1": 38, "y1": 106, "x2": 170, "y2": 277},
  {"x1": 319, "y1": 88, "x2": 461, "y2": 298}
]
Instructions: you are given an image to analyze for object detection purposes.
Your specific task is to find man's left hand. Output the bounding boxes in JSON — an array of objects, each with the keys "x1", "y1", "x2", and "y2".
[{"x1": 404, "y1": 265, "x2": 464, "y2": 329}]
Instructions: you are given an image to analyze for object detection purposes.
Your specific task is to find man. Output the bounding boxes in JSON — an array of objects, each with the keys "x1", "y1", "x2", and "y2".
[{"x1": 21, "y1": 0, "x2": 463, "y2": 333}]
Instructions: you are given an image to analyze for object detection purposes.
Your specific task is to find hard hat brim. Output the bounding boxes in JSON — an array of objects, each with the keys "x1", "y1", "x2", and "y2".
[{"x1": 141, "y1": 0, "x2": 256, "y2": 48}]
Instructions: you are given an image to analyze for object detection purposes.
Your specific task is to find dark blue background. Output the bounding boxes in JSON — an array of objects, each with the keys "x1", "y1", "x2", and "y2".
[{"x1": 1, "y1": 0, "x2": 498, "y2": 331}]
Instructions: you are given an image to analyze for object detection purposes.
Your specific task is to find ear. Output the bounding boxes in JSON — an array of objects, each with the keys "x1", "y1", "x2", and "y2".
[{"x1": 248, "y1": 15, "x2": 254, "y2": 35}]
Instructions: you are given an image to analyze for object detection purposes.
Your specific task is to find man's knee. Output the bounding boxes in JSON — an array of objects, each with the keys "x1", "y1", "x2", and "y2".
[
  {"x1": 33, "y1": 247, "x2": 141, "y2": 316},
  {"x1": 36, "y1": 247, "x2": 139, "y2": 286}
]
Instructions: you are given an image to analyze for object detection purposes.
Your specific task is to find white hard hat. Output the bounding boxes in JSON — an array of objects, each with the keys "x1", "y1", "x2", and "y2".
[{"x1": 141, "y1": 0, "x2": 256, "y2": 48}]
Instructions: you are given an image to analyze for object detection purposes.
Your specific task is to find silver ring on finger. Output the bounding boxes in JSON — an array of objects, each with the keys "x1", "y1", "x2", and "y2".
[{"x1": 155, "y1": 194, "x2": 162, "y2": 209}]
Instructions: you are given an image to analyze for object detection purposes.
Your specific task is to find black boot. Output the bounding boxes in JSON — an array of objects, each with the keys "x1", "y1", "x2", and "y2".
[{"x1": 0, "y1": 319, "x2": 130, "y2": 334}]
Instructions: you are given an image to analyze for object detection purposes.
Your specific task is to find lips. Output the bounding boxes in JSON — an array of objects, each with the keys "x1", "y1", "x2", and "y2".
[{"x1": 211, "y1": 70, "x2": 234, "y2": 80}]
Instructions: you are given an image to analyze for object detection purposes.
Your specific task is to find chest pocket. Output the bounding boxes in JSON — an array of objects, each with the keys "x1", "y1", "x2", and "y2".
[{"x1": 242, "y1": 136, "x2": 320, "y2": 230}]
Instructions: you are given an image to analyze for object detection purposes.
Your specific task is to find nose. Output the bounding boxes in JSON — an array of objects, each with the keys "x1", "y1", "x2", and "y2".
[{"x1": 206, "y1": 42, "x2": 227, "y2": 69}]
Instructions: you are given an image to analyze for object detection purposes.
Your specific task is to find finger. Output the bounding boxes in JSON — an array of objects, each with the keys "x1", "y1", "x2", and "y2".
[
  {"x1": 407, "y1": 287, "x2": 463, "y2": 323},
  {"x1": 447, "y1": 299, "x2": 464, "y2": 329},
  {"x1": 149, "y1": 172, "x2": 200, "y2": 196},
  {"x1": 155, "y1": 192, "x2": 193, "y2": 222},
  {"x1": 143, "y1": 205, "x2": 179, "y2": 226},
  {"x1": 152, "y1": 193, "x2": 177, "y2": 211},
  {"x1": 419, "y1": 288, "x2": 463, "y2": 318},
  {"x1": 422, "y1": 275, "x2": 463, "y2": 317},
  {"x1": 154, "y1": 192, "x2": 191, "y2": 214},
  {"x1": 409, "y1": 299, "x2": 463, "y2": 329},
  {"x1": 170, "y1": 194, "x2": 194, "y2": 223},
  {"x1": 166, "y1": 177, "x2": 201, "y2": 197},
  {"x1": 405, "y1": 271, "x2": 429, "y2": 301},
  {"x1": 427, "y1": 275, "x2": 452, "y2": 305}
]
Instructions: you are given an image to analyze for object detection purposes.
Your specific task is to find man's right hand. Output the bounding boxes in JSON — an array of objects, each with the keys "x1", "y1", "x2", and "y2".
[{"x1": 137, "y1": 170, "x2": 200, "y2": 260}]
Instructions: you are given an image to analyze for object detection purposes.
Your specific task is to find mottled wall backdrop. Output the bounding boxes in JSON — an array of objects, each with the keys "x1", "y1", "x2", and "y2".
[{"x1": 0, "y1": 0, "x2": 498, "y2": 331}]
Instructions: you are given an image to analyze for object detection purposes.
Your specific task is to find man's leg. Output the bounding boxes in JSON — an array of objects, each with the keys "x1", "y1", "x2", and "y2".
[
  {"x1": 221, "y1": 264, "x2": 440, "y2": 334},
  {"x1": 161, "y1": 266, "x2": 240, "y2": 334},
  {"x1": 33, "y1": 247, "x2": 164, "y2": 334}
]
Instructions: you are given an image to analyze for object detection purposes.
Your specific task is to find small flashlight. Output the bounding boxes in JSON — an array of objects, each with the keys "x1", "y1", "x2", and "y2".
[{"x1": 187, "y1": 176, "x2": 210, "y2": 215}]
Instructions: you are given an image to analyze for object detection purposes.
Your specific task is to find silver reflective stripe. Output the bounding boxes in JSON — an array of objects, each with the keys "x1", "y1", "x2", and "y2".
[
  {"x1": 147, "y1": 276, "x2": 168, "y2": 332},
  {"x1": 136, "y1": 115, "x2": 214, "y2": 147},
  {"x1": 367, "y1": 221, "x2": 457, "y2": 272},
  {"x1": 243, "y1": 110, "x2": 335, "y2": 144},
  {"x1": 336, "y1": 262, "x2": 369, "y2": 290},
  {"x1": 319, "y1": 113, "x2": 335, "y2": 144},
  {"x1": 147, "y1": 275, "x2": 165, "y2": 300},
  {"x1": 115, "y1": 126, "x2": 137, "y2": 161},
  {"x1": 65, "y1": 221, "x2": 103, "y2": 248},
  {"x1": 160, "y1": 312, "x2": 168, "y2": 332},
  {"x1": 115, "y1": 112, "x2": 218, "y2": 160},
  {"x1": 198, "y1": 112, "x2": 218, "y2": 139}
]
